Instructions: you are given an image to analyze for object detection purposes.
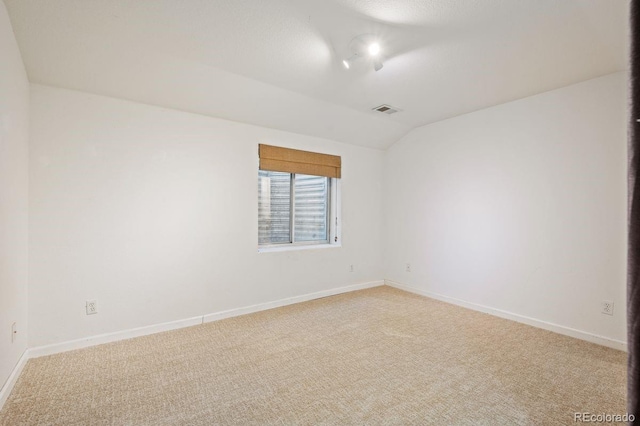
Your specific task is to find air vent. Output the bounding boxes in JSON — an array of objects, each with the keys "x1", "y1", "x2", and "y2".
[{"x1": 372, "y1": 104, "x2": 399, "y2": 115}]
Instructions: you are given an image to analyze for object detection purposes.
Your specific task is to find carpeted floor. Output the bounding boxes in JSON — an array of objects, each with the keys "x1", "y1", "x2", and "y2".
[{"x1": 0, "y1": 286, "x2": 627, "y2": 425}]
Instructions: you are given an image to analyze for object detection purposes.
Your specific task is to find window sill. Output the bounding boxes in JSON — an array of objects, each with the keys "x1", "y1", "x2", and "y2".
[{"x1": 258, "y1": 243, "x2": 342, "y2": 253}]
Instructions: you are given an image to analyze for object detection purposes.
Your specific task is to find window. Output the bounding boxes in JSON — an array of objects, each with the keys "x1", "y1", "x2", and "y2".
[
  {"x1": 257, "y1": 144, "x2": 340, "y2": 249},
  {"x1": 259, "y1": 171, "x2": 332, "y2": 245}
]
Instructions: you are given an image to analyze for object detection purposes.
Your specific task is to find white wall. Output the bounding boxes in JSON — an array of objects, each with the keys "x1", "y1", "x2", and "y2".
[
  {"x1": 384, "y1": 72, "x2": 627, "y2": 343},
  {"x1": 28, "y1": 85, "x2": 384, "y2": 347},
  {"x1": 24, "y1": 70, "x2": 628, "y2": 349},
  {"x1": 0, "y1": 2, "x2": 29, "y2": 388}
]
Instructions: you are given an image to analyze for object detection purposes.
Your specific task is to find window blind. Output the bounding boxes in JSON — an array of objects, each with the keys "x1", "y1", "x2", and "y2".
[{"x1": 259, "y1": 144, "x2": 341, "y2": 179}]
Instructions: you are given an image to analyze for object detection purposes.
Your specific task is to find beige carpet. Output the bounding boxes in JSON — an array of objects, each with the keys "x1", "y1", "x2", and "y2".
[{"x1": 0, "y1": 286, "x2": 627, "y2": 425}]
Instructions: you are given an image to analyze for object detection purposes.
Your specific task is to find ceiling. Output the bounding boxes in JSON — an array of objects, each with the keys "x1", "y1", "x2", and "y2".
[{"x1": 3, "y1": 0, "x2": 628, "y2": 149}]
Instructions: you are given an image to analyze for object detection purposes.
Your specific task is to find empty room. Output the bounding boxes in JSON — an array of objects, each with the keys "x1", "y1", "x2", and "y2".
[{"x1": 0, "y1": 0, "x2": 635, "y2": 424}]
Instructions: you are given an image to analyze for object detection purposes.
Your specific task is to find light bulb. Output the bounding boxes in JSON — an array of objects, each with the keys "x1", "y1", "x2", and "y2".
[
  {"x1": 368, "y1": 42, "x2": 380, "y2": 56},
  {"x1": 342, "y1": 59, "x2": 350, "y2": 69}
]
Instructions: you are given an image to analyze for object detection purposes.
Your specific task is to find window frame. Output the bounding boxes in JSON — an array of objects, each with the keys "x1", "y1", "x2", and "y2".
[{"x1": 258, "y1": 172, "x2": 340, "y2": 252}]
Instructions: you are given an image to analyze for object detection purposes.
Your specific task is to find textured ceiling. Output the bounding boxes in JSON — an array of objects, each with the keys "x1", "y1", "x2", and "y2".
[{"x1": 3, "y1": 0, "x2": 628, "y2": 149}]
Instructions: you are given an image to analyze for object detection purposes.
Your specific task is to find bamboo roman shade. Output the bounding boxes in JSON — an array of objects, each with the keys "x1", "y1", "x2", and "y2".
[{"x1": 259, "y1": 144, "x2": 341, "y2": 178}]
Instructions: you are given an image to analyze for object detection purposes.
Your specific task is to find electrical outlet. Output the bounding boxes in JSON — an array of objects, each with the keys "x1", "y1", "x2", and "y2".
[
  {"x1": 86, "y1": 300, "x2": 98, "y2": 315},
  {"x1": 601, "y1": 300, "x2": 614, "y2": 316},
  {"x1": 11, "y1": 322, "x2": 16, "y2": 343},
  {"x1": 349, "y1": 264, "x2": 354, "y2": 272},
  {"x1": 406, "y1": 263, "x2": 411, "y2": 272}
]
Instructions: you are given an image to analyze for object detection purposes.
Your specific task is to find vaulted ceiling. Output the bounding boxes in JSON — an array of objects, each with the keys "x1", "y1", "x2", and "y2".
[{"x1": 3, "y1": 0, "x2": 628, "y2": 149}]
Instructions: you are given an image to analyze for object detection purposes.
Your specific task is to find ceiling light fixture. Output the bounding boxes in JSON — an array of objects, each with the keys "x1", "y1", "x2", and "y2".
[{"x1": 342, "y1": 34, "x2": 384, "y2": 72}]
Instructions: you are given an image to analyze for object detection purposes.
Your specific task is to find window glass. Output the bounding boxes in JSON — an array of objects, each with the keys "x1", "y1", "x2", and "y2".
[
  {"x1": 258, "y1": 170, "x2": 291, "y2": 245},
  {"x1": 294, "y1": 174, "x2": 329, "y2": 242},
  {"x1": 258, "y1": 171, "x2": 331, "y2": 246}
]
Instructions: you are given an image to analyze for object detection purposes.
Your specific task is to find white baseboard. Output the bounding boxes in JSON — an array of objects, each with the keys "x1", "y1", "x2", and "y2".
[
  {"x1": 385, "y1": 280, "x2": 628, "y2": 352},
  {"x1": 0, "y1": 350, "x2": 29, "y2": 410},
  {"x1": 203, "y1": 280, "x2": 384, "y2": 323},
  {"x1": 28, "y1": 316, "x2": 204, "y2": 359},
  {"x1": 28, "y1": 280, "x2": 384, "y2": 360}
]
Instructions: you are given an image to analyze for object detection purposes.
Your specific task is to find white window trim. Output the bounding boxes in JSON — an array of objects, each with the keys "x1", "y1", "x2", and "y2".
[{"x1": 258, "y1": 242, "x2": 342, "y2": 253}]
